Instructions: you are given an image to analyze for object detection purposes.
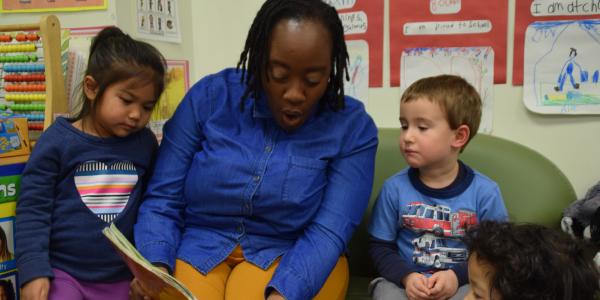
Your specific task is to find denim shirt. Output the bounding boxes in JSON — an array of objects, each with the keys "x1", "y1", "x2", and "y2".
[{"x1": 135, "y1": 68, "x2": 378, "y2": 300}]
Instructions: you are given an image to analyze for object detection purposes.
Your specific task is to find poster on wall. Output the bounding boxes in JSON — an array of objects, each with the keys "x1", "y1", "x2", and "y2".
[
  {"x1": 401, "y1": 47, "x2": 494, "y2": 132},
  {"x1": 0, "y1": 0, "x2": 106, "y2": 13},
  {"x1": 513, "y1": 0, "x2": 600, "y2": 85},
  {"x1": 389, "y1": 0, "x2": 507, "y2": 87},
  {"x1": 0, "y1": 204, "x2": 17, "y2": 300},
  {"x1": 136, "y1": 0, "x2": 181, "y2": 43},
  {"x1": 148, "y1": 59, "x2": 190, "y2": 142},
  {"x1": 344, "y1": 40, "x2": 369, "y2": 104},
  {"x1": 523, "y1": 20, "x2": 600, "y2": 114},
  {"x1": 325, "y1": 0, "x2": 383, "y2": 88}
]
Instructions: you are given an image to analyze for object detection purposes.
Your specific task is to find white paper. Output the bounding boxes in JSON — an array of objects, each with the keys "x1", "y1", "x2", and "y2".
[
  {"x1": 323, "y1": 0, "x2": 357, "y2": 10},
  {"x1": 136, "y1": 0, "x2": 181, "y2": 43},
  {"x1": 345, "y1": 40, "x2": 369, "y2": 104},
  {"x1": 403, "y1": 20, "x2": 492, "y2": 36},
  {"x1": 531, "y1": 0, "x2": 600, "y2": 17},
  {"x1": 430, "y1": 0, "x2": 461, "y2": 15},
  {"x1": 523, "y1": 20, "x2": 600, "y2": 114},
  {"x1": 339, "y1": 11, "x2": 368, "y2": 35}
]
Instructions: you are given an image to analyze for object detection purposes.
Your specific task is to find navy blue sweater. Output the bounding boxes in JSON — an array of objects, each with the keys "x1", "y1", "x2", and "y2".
[{"x1": 15, "y1": 118, "x2": 157, "y2": 287}]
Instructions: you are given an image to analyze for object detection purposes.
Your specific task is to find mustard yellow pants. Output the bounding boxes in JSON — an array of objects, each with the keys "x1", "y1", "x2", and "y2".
[{"x1": 174, "y1": 246, "x2": 348, "y2": 300}]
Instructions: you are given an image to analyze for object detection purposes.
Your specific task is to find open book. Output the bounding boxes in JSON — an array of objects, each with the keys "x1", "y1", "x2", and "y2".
[{"x1": 102, "y1": 223, "x2": 197, "y2": 300}]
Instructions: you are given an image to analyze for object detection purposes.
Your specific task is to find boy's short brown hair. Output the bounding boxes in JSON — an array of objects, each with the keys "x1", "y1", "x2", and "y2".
[{"x1": 401, "y1": 74, "x2": 482, "y2": 150}]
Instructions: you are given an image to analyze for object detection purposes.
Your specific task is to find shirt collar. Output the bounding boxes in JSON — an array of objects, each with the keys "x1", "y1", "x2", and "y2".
[{"x1": 408, "y1": 160, "x2": 475, "y2": 199}]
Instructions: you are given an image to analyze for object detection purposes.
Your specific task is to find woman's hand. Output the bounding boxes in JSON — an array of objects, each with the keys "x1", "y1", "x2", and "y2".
[
  {"x1": 266, "y1": 289, "x2": 286, "y2": 300},
  {"x1": 21, "y1": 277, "x2": 50, "y2": 300}
]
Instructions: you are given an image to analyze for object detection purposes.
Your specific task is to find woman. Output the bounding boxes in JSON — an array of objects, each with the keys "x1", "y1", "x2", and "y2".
[{"x1": 133, "y1": 1, "x2": 378, "y2": 299}]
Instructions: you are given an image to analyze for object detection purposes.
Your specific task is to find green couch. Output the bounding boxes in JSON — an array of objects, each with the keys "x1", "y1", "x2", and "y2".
[{"x1": 345, "y1": 129, "x2": 577, "y2": 300}]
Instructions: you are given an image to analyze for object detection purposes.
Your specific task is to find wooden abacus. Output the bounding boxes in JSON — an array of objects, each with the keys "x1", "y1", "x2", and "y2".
[{"x1": 0, "y1": 15, "x2": 67, "y2": 138}]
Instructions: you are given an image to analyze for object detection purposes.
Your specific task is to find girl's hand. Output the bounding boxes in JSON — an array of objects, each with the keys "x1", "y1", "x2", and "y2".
[
  {"x1": 129, "y1": 267, "x2": 168, "y2": 300},
  {"x1": 21, "y1": 277, "x2": 50, "y2": 300},
  {"x1": 266, "y1": 289, "x2": 286, "y2": 300}
]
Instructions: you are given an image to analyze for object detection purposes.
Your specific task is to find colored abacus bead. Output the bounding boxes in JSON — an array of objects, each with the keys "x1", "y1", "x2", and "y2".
[{"x1": 27, "y1": 33, "x2": 40, "y2": 41}]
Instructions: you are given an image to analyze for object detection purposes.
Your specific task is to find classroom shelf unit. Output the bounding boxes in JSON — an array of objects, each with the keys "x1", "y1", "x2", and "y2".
[{"x1": 0, "y1": 15, "x2": 67, "y2": 137}]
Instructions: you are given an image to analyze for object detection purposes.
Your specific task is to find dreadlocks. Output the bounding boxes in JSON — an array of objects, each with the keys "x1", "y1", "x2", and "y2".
[{"x1": 236, "y1": 0, "x2": 349, "y2": 111}]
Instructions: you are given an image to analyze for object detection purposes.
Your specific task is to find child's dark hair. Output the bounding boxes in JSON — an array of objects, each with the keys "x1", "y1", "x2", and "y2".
[
  {"x1": 0, "y1": 279, "x2": 15, "y2": 300},
  {"x1": 236, "y1": 0, "x2": 349, "y2": 111},
  {"x1": 464, "y1": 221, "x2": 600, "y2": 300},
  {"x1": 73, "y1": 26, "x2": 166, "y2": 121}
]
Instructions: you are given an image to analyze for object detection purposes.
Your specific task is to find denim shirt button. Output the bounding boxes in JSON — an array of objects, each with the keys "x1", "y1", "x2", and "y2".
[
  {"x1": 253, "y1": 175, "x2": 260, "y2": 182},
  {"x1": 264, "y1": 145, "x2": 272, "y2": 153}
]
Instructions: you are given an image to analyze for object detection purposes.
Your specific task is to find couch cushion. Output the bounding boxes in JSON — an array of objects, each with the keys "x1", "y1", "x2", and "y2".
[{"x1": 346, "y1": 276, "x2": 372, "y2": 300}]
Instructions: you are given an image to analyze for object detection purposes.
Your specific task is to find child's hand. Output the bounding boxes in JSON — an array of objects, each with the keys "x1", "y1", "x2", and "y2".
[
  {"x1": 402, "y1": 272, "x2": 432, "y2": 300},
  {"x1": 129, "y1": 266, "x2": 168, "y2": 300},
  {"x1": 427, "y1": 269, "x2": 458, "y2": 300},
  {"x1": 21, "y1": 277, "x2": 50, "y2": 300},
  {"x1": 129, "y1": 277, "x2": 159, "y2": 300}
]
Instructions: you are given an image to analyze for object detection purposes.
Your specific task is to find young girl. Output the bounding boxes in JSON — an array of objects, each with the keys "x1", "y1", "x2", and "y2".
[{"x1": 15, "y1": 27, "x2": 165, "y2": 300}]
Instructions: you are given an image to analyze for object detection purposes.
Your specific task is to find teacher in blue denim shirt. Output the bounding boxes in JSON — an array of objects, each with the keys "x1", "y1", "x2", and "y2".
[{"x1": 132, "y1": 1, "x2": 378, "y2": 299}]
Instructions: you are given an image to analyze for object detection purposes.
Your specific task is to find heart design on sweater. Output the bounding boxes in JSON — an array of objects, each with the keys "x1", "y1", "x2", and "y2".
[{"x1": 74, "y1": 161, "x2": 139, "y2": 223}]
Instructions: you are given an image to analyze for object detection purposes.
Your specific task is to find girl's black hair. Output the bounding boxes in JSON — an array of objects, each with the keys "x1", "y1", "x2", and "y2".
[
  {"x1": 72, "y1": 26, "x2": 166, "y2": 121},
  {"x1": 236, "y1": 0, "x2": 349, "y2": 111}
]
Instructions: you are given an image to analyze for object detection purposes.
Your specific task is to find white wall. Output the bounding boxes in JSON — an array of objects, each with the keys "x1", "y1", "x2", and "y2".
[{"x1": 2, "y1": 0, "x2": 599, "y2": 199}]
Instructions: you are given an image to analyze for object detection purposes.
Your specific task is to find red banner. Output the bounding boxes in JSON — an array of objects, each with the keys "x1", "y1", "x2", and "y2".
[{"x1": 389, "y1": 0, "x2": 508, "y2": 86}]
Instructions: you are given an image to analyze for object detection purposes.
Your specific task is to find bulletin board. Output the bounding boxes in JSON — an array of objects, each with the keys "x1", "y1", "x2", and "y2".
[{"x1": 389, "y1": 0, "x2": 508, "y2": 86}]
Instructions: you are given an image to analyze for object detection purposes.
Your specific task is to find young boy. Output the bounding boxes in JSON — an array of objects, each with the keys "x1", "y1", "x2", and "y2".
[
  {"x1": 463, "y1": 221, "x2": 599, "y2": 300},
  {"x1": 368, "y1": 75, "x2": 508, "y2": 300}
]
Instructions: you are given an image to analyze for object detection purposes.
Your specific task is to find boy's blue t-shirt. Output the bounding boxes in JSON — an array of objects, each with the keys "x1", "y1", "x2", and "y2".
[{"x1": 369, "y1": 162, "x2": 508, "y2": 278}]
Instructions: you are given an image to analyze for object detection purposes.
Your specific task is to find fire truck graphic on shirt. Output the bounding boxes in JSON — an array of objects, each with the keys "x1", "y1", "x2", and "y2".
[
  {"x1": 401, "y1": 202, "x2": 477, "y2": 268},
  {"x1": 402, "y1": 202, "x2": 477, "y2": 237},
  {"x1": 411, "y1": 234, "x2": 467, "y2": 269}
]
